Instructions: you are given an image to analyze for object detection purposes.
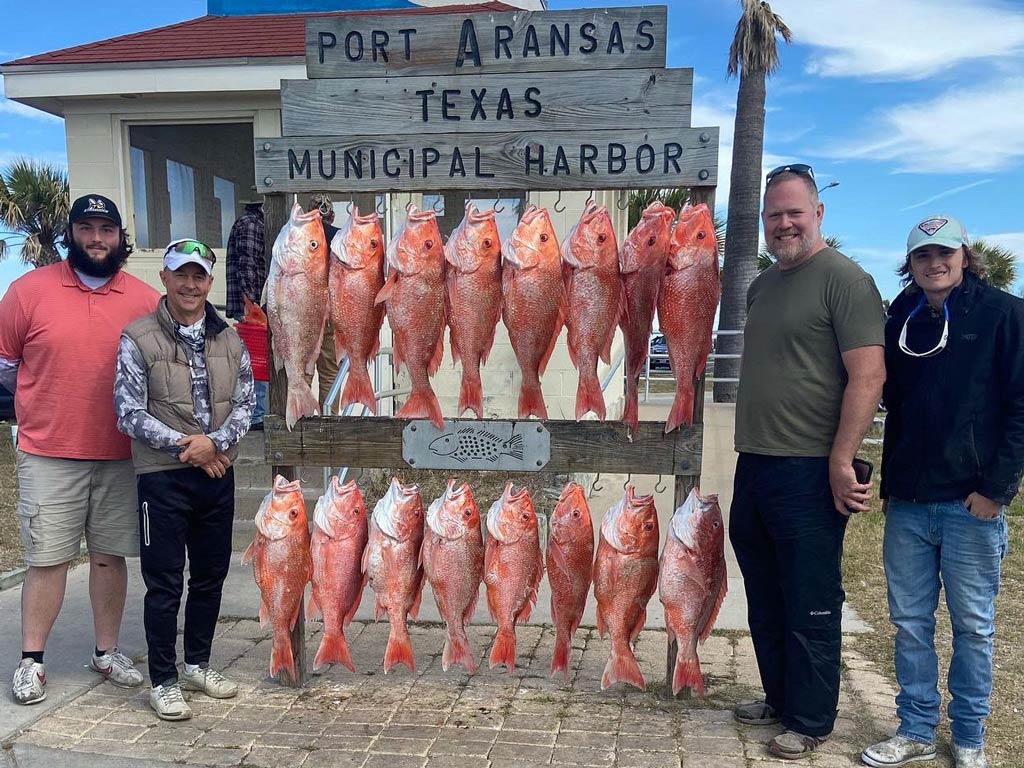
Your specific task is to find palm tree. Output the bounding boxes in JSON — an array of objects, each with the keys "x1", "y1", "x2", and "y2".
[
  {"x1": 758, "y1": 235, "x2": 844, "y2": 273},
  {"x1": 970, "y1": 238, "x2": 1017, "y2": 291},
  {"x1": 0, "y1": 159, "x2": 70, "y2": 268},
  {"x1": 713, "y1": 0, "x2": 792, "y2": 402}
]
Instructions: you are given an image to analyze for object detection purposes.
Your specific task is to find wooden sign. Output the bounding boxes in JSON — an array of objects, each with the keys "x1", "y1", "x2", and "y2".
[
  {"x1": 307, "y1": 5, "x2": 667, "y2": 78},
  {"x1": 254, "y1": 127, "x2": 718, "y2": 193},
  {"x1": 281, "y1": 68, "x2": 692, "y2": 137}
]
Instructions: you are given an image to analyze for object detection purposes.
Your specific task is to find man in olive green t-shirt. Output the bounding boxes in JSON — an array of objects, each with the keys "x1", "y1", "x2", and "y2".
[{"x1": 729, "y1": 165, "x2": 885, "y2": 760}]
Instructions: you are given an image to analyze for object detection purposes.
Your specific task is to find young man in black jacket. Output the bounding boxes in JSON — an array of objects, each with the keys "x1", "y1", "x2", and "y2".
[{"x1": 863, "y1": 216, "x2": 1021, "y2": 768}]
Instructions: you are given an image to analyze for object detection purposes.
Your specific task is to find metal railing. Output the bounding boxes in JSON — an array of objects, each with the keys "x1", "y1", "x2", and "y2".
[{"x1": 642, "y1": 329, "x2": 743, "y2": 401}]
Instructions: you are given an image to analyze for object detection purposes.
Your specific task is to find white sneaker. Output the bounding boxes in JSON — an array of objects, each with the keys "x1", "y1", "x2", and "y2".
[
  {"x1": 180, "y1": 665, "x2": 238, "y2": 699},
  {"x1": 149, "y1": 682, "x2": 193, "y2": 721},
  {"x1": 90, "y1": 648, "x2": 144, "y2": 688},
  {"x1": 862, "y1": 735, "x2": 937, "y2": 767},
  {"x1": 12, "y1": 659, "x2": 46, "y2": 705}
]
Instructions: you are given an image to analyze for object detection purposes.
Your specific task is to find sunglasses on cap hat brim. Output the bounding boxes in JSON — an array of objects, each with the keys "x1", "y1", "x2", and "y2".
[
  {"x1": 765, "y1": 163, "x2": 815, "y2": 186},
  {"x1": 164, "y1": 239, "x2": 216, "y2": 266}
]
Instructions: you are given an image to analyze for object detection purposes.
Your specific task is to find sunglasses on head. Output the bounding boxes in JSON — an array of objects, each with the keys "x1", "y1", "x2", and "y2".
[
  {"x1": 165, "y1": 239, "x2": 216, "y2": 265},
  {"x1": 765, "y1": 163, "x2": 815, "y2": 186}
]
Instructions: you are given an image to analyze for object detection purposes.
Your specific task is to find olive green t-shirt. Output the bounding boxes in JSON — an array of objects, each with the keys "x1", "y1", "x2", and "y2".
[{"x1": 735, "y1": 247, "x2": 884, "y2": 456}]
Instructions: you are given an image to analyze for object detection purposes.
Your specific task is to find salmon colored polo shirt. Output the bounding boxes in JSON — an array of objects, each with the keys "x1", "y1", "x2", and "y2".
[{"x1": 0, "y1": 260, "x2": 160, "y2": 460}]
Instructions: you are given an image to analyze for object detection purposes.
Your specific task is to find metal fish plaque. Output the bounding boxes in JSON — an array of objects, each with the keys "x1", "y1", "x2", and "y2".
[{"x1": 402, "y1": 420, "x2": 550, "y2": 471}]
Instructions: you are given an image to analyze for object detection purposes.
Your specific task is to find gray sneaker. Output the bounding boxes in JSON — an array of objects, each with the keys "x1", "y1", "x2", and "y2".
[
  {"x1": 12, "y1": 659, "x2": 46, "y2": 705},
  {"x1": 952, "y1": 745, "x2": 989, "y2": 768},
  {"x1": 862, "y1": 735, "x2": 937, "y2": 767},
  {"x1": 180, "y1": 665, "x2": 238, "y2": 699},
  {"x1": 90, "y1": 648, "x2": 143, "y2": 688},
  {"x1": 149, "y1": 682, "x2": 193, "y2": 721},
  {"x1": 734, "y1": 698, "x2": 781, "y2": 725}
]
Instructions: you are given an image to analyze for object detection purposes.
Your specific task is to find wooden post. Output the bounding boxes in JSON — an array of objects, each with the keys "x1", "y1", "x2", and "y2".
[
  {"x1": 665, "y1": 185, "x2": 716, "y2": 699},
  {"x1": 263, "y1": 191, "x2": 307, "y2": 687}
]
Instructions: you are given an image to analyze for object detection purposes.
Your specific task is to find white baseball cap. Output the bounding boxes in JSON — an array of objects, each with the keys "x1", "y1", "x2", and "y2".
[
  {"x1": 907, "y1": 215, "x2": 968, "y2": 255},
  {"x1": 163, "y1": 239, "x2": 216, "y2": 275}
]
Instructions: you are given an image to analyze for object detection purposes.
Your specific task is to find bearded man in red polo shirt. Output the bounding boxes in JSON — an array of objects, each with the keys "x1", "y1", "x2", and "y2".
[{"x1": 0, "y1": 194, "x2": 159, "y2": 704}]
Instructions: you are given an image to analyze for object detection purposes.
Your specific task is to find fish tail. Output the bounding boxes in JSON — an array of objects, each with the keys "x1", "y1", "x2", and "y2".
[
  {"x1": 442, "y1": 626, "x2": 477, "y2": 673},
  {"x1": 383, "y1": 619, "x2": 416, "y2": 673},
  {"x1": 341, "y1": 364, "x2": 377, "y2": 414},
  {"x1": 575, "y1": 373, "x2": 606, "y2": 421},
  {"x1": 488, "y1": 627, "x2": 517, "y2": 674},
  {"x1": 518, "y1": 381, "x2": 548, "y2": 420},
  {"x1": 269, "y1": 631, "x2": 297, "y2": 680},
  {"x1": 286, "y1": 381, "x2": 320, "y2": 430},
  {"x1": 457, "y1": 366, "x2": 484, "y2": 419},
  {"x1": 664, "y1": 381, "x2": 695, "y2": 434},
  {"x1": 601, "y1": 642, "x2": 646, "y2": 691},
  {"x1": 550, "y1": 627, "x2": 572, "y2": 683},
  {"x1": 672, "y1": 649, "x2": 706, "y2": 697},
  {"x1": 313, "y1": 631, "x2": 355, "y2": 673},
  {"x1": 397, "y1": 388, "x2": 444, "y2": 430}
]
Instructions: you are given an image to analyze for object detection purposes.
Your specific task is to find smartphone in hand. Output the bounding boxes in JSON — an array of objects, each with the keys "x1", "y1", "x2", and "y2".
[{"x1": 852, "y1": 458, "x2": 874, "y2": 485}]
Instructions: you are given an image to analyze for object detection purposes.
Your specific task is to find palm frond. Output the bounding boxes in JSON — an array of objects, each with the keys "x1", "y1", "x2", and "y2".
[
  {"x1": 0, "y1": 158, "x2": 69, "y2": 267},
  {"x1": 971, "y1": 238, "x2": 1017, "y2": 291},
  {"x1": 728, "y1": 0, "x2": 793, "y2": 77}
]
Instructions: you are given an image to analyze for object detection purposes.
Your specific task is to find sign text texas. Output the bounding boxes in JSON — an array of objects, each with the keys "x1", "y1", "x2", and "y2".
[
  {"x1": 307, "y1": 6, "x2": 667, "y2": 78},
  {"x1": 254, "y1": 128, "x2": 718, "y2": 193}
]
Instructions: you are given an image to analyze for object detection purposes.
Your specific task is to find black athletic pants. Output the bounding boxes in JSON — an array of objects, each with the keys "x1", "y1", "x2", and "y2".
[
  {"x1": 729, "y1": 453, "x2": 849, "y2": 738},
  {"x1": 138, "y1": 467, "x2": 234, "y2": 687}
]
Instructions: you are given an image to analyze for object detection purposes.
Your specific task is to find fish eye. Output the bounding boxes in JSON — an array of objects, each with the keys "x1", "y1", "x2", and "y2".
[
  {"x1": 289, "y1": 508, "x2": 298, "y2": 519},
  {"x1": 647, "y1": 236, "x2": 656, "y2": 247},
  {"x1": 572, "y1": 509, "x2": 581, "y2": 519},
  {"x1": 521, "y1": 512, "x2": 530, "y2": 521},
  {"x1": 483, "y1": 238, "x2": 493, "y2": 248},
  {"x1": 713, "y1": 520, "x2": 721, "y2": 528},
  {"x1": 310, "y1": 240, "x2": 319, "y2": 250},
  {"x1": 696, "y1": 232, "x2": 706, "y2": 240},
  {"x1": 370, "y1": 239, "x2": 379, "y2": 248},
  {"x1": 425, "y1": 239, "x2": 434, "y2": 250},
  {"x1": 463, "y1": 508, "x2": 473, "y2": 517},
  {"x1": 597, "y1": 233, "x2": 607, "y2": 243},
  {"x1": 643, "y1": 521, "x2": 654, "y2": 532},
  {"x1": 539, "y1": 233, "x2": 549, "y2": 242}
]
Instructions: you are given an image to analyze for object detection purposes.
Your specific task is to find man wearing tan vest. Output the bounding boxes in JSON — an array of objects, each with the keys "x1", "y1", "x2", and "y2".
[{"x1": 115, "y1": 238, "x2": 254, "y2": 721}]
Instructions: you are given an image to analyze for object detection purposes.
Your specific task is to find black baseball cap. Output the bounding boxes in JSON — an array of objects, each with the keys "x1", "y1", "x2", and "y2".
[{"x1": 69, "y1": 195, "x2": 122, "y2": 227}]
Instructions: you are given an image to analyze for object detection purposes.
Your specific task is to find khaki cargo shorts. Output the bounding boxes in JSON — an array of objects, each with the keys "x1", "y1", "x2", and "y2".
[{"x1": 16, "y1": 450, "x2": 139, "y2": 567}]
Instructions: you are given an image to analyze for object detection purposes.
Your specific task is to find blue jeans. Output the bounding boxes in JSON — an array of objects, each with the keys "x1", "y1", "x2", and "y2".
[
  {"x1": 884, "y1": 498, "x2": 1010, "y2": 749},
  {"x1": 252, "y1": 381, "x2": 268, "y2": 425}
]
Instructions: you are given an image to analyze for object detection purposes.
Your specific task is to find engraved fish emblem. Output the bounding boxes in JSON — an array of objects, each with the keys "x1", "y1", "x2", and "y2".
[{"x1": 429, "y1": 427, "x2": 525, "y2": 464}]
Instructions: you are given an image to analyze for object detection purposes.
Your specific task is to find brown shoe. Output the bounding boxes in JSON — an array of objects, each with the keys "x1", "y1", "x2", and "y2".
[{"x1": 768, "y1": 730, "x2": 829, "y2": 760}]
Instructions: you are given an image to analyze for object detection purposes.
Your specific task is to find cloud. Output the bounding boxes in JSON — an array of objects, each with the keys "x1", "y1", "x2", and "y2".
[
  {"x1": 826, "y1": 77, "x2": 1024, "y2": 173},
  {"x1": 899, "y1": 179, "x2": 994, "y2": 211},
  {"x1": 979, "y1": 231, "x2": 1024, "y2": 255},
  {"x1": 781, "y1": 0, "x2": 1024, "y2": 80},
  {"x1": 690, "y1": 98, "x2": 735, "y2": 209},
  {"x1": 0, "y1": 99, "x2": 62, "y2": 124},
  {"x1": 0, "y1": 150, "x2": 67, "y2": 170}
]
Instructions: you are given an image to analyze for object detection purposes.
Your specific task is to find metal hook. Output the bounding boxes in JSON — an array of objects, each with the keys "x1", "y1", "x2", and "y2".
[
  {"x1": 493, "y1": 195, "x2": 506, "y2": 214},
  {"x1": 655, "y1": 475, "x2": 667, "y2": 494},
  {"x1": 431, "y1": 195, "x2": 444, "y2": 214},
  {"x1": 376, "y1": 196, "x2": 386, "y2": 216},
  {"x1": 553, "y1": 190, "x2": 566, "y2": 214},
  {"x1": 346, "y1": 200, "x2": 354, "y2": 215},
  {"x1": 592, "y1": 473, "x2": 603, "y2": 493},
  {"x1": 623, "y1": 473, "x2": 632, "y2": 491},
  {"x1": 617, "y1": 190, "x2": 630, "y2": 210}
]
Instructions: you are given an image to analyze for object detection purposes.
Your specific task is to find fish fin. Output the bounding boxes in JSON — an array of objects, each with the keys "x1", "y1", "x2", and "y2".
[
  {"x1": 258, "y1": 599, "x2": 270, "y2": 630},
  {"x1": 384, "y1": 619, "x2": 415, "y2": 673},
  {"x1": 546, "y1": 539, "x2": 571, "y2": 581},
  {"x1": 601, "y1": 644, "x2": 646, "y2": 691},
  {"x1": 457, "y1": 367, "x2": 484, "y2": 419},
  {"x1": 286, "y1": 381, "x2": 320, "y2": 430},
  {"x1": 538, "y1": 309, "x2": 564, "y2": 379},
  {"x1": 480, "y1": 320, "x2": 498, "y2": 367},
  {"x1": 518, "y1": 382, "x2": 548, "y2": 420},
  {"x1": 241, "y1": 541, "x2": 255, "y2": 565},
  {"x1": 341, "y1": 364, "x2": 377, "y2": 415},
  {"x1": 575, "y1": 374, "x2": 606, "y2": 421},
  {"x1": 428, "y1": 333, "x2": 445, "y2": 377},
  {"x1": 374, "y1": 596, "x2": 385, "y2": 622},
  {"x1": 314, "y1": 632, "x2": 355, "y2": 673},
  {"x1": 595, "y1": 603, "x2": 607, "y2": 639},
  {"x1": 488, "y1": 627, "x2": 517, "y2": 674},
  {"x1": 602, "y1": 287, "x2": 625, "y2": 365},
  {"x1": 409, "y1": 571, "x2": 426, "y2": 621},
  {"x1": 344, "y1": 575, "x2": 367, "y2": 627},
  {"x1": 699, "y1": 567, "x2": 728, "y2": 645},
  {"x1": 622, "y1": 385, "x2": 639, "y2": 434},
  {"x1": 443, "y1": 627, "x2": 477, "y2": 673},
  {"x1": 550, "y1": 627, "x2": 572, "y2": 683},
  {"x1": 462, "y1": 586, "x2": 480, "y2": 626},
  {"x1": 397, "y1": 389, "x2": 444, "y2": 430},
  {"x1": 503, "y1": 433, "x2": 524, "y2": 461},
  {"x1": 672, "y1": 649, "x2": 705, "y2": 697},
  {"x1": 664, "y1": 381, "x2": 695, "y2": 434},
  {"x1": 629, "y1": 608, "x2": 647, "y2": 645},
  {"x1": 306, "y1": 592, "x2": 322, "y2": 622},
  {"x1": 374, "y1": 271, "x2": 397, "y2": 305},
  {"x1": 360, "y1": 541, "x2": 371, "y2": 575},
  {"x1": 270, "y1": 635, "x2": 296, "y2": 680}
]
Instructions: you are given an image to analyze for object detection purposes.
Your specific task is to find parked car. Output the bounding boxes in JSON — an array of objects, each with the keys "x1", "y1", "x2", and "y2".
[
  {"x1": 649, "y1": 335, "x2": 671, "y2": 371},
  {"x1": 0, "y1": 383, "x2": 15, "y2": 421}
]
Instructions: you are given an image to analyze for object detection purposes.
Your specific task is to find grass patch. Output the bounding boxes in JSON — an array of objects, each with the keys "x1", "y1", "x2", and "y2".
[
  {"x1": 0, "y1": 424, "x2": 22, "y2": 572},
  {"x1": 843, "y1": 441, "x2": 1024, "y2": 764}
]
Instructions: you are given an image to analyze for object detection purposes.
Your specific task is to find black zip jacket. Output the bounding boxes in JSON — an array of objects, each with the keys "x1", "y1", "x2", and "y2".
[{"x1": 881, "y1": 272, "x2": 1024, "y2": 505}]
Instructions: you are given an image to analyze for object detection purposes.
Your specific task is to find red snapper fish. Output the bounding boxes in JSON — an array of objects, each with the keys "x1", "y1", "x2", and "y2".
[
  {"x1": 659, "y1": 203, "x2": 720, "y2": 433},
  {"x1": 445, "y1": 203, "x2": 503, "y2": 418},
  {"x1": 658, "y1": 488, "x2": 727, "y2": 696},
  {"x1": 502, "y1": 205, "x2": 565, "y2": 419},
  {"x1": 362, "y1": 478, "x2": 425, "y2": 673},
  {"x1": 375, "y1": 205, "x2": 446, "y2": 429},
  {"x1": 562, "y1": 200, "x2": 622, "y2": 421},
  {"x1": 308, "y1": 476, "x2": 369, "y2": 672},
  {"x1": 546, "y1": 481, "x2": 594, "y2": 681},
  {"x1": 619, "y1": 201, "x2": 676, "y2": 432},
  {"x1": 267, "y1": 203, "x2": 329, "y2": 429},
  {"x1": 329, "y1": 206, "x2": 386, "y2": 414},
  {"x1": 421, "y1": 480, "x2": 485, "y2": 672},
  {"x1": 592, "y1": 486, "x2": 660, "y2": 690},
  {"x1": 484, "y1": 482, "x2": 544, "y2": 673},
  {"x1": 242, "y1": 475, "x2": 312, "y2": 680}
]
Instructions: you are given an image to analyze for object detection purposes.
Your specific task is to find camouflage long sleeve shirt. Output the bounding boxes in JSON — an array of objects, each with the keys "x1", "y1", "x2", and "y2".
[{"x1": 114, "y1": 322, "x2": 255, "y2": 456}]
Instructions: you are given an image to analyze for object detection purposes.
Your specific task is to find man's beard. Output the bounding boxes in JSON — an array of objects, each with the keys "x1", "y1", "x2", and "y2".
[{"x1": 67, "y1": 238, "x2": 129, "y2": 278}]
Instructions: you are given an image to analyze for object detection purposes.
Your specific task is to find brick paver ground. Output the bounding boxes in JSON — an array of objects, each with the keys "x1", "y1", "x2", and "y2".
[{"x1": 8, "y1": 619, "x2": 952, "y2": 767}]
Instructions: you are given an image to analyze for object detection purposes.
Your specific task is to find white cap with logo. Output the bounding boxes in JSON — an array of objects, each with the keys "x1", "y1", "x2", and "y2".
[{"x1": 907, "y1": 215, "x2": 968, "y2": 255}]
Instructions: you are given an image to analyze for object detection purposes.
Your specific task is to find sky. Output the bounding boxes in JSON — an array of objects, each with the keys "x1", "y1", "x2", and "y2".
[{"x1": 1, "y1": 0, "x2": 1023, "y2": 302}]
